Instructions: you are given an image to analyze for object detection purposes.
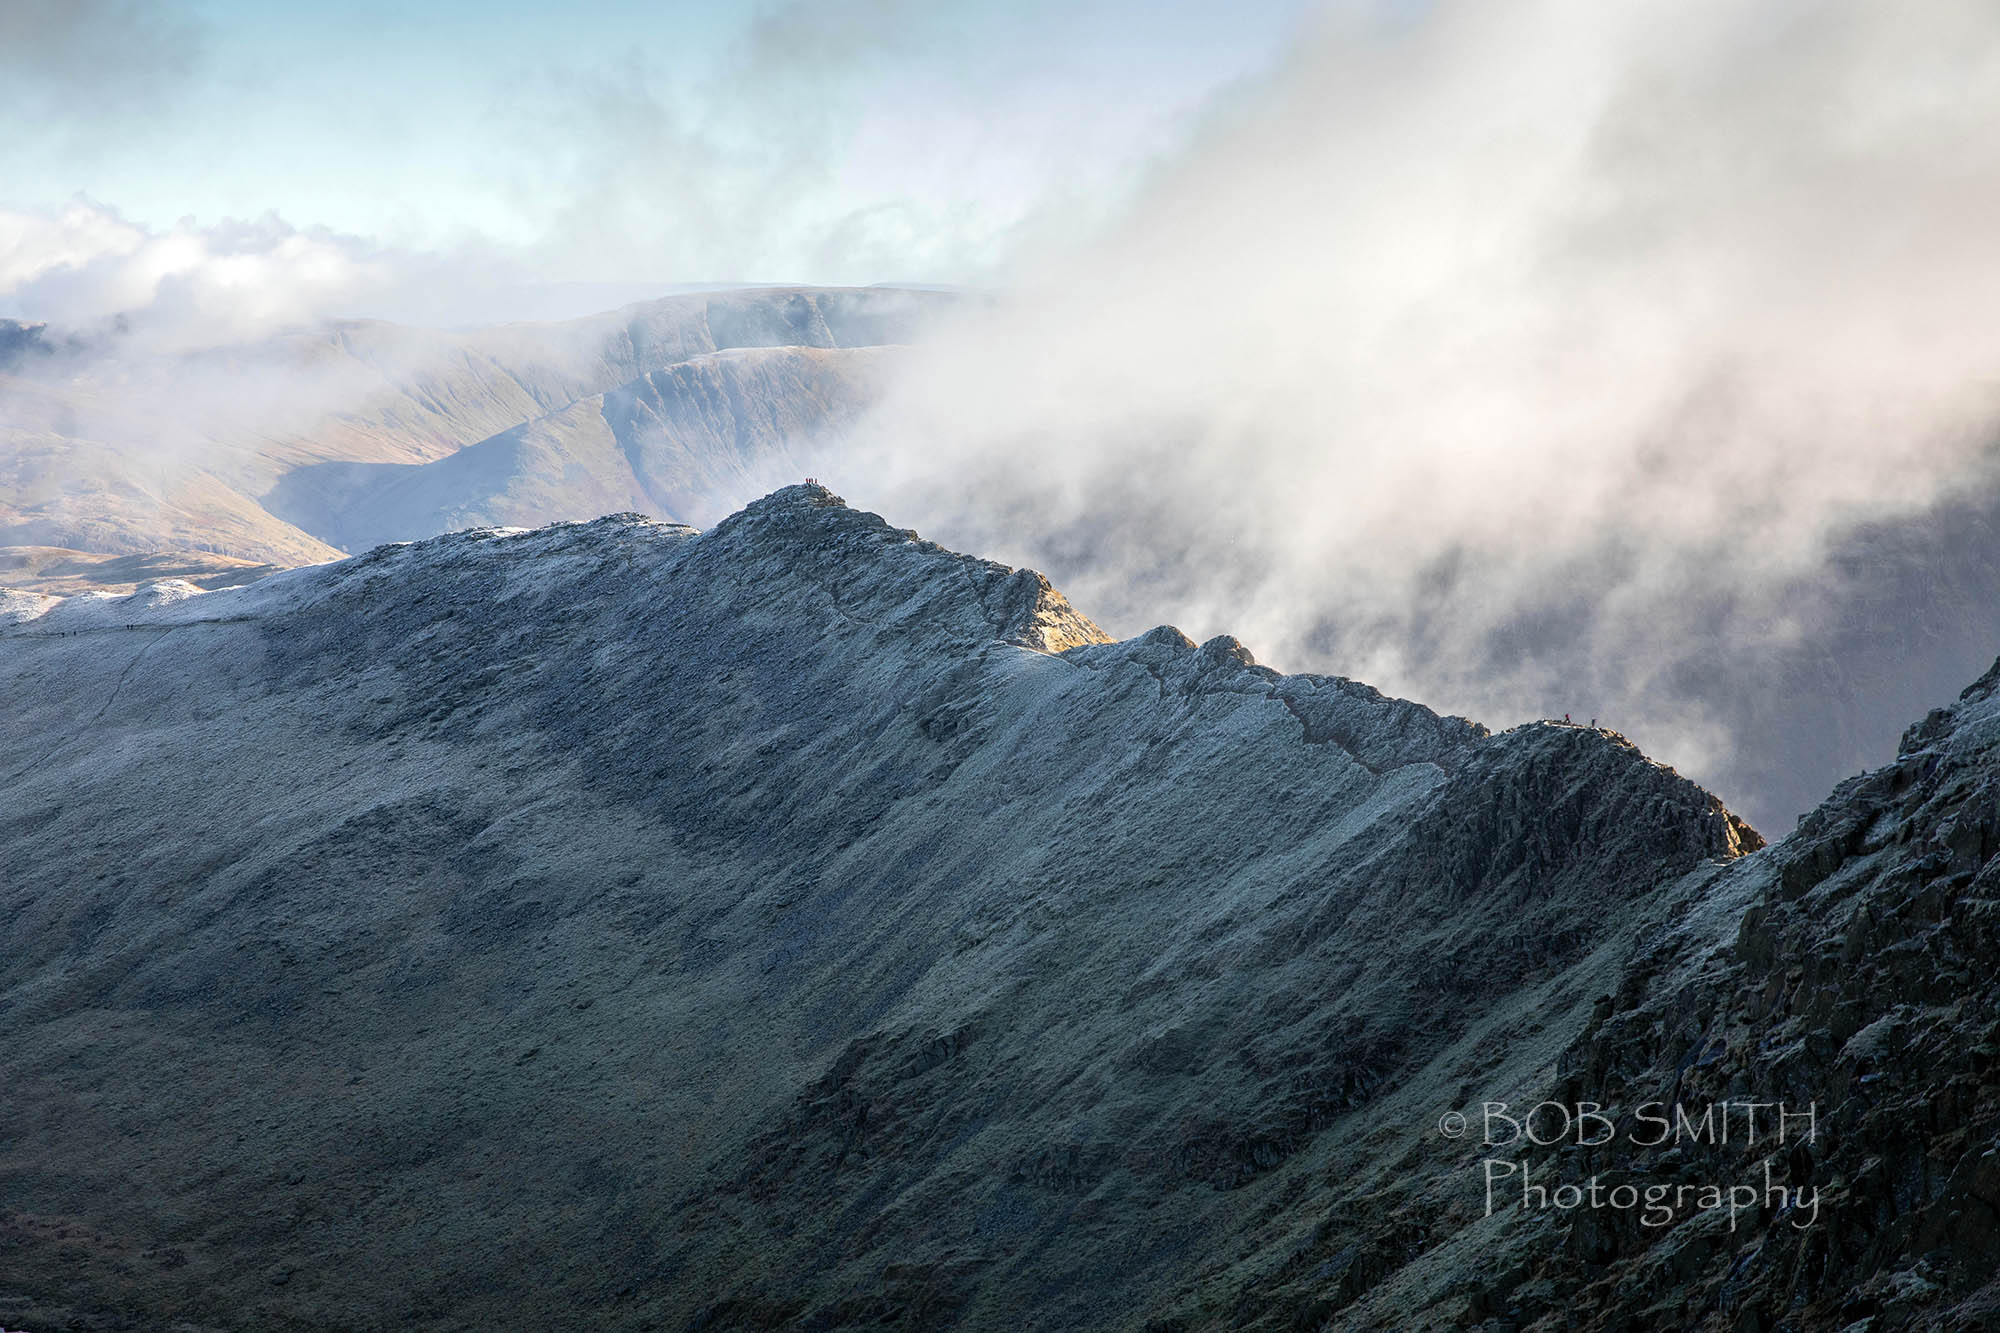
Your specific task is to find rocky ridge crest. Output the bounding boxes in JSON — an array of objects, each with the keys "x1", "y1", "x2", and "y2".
[{"x1": 0, "y1": 486, "x2": 1799, "y2": 1332}]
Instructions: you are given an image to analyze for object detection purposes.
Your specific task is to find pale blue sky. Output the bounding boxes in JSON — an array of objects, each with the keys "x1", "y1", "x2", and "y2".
[{"x1": 2, "y1": 0, "x2": 1320, "y2": 291}]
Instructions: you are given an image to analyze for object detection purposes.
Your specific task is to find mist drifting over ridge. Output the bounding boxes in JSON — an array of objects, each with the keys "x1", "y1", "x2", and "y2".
[{"x1": 836, "y1": 0, "x2": 2000, "y2": 827}]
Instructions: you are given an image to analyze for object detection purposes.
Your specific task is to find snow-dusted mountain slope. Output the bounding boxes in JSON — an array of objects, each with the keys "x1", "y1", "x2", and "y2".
[{"x1": 0, "y1": 485, "x2": 1796, "y2": 1331}]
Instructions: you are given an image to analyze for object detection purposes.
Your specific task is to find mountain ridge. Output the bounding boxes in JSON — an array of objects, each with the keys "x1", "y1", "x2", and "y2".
[{"x1": 0, "y1": 485, "x2": 1809, "y2": 1330}]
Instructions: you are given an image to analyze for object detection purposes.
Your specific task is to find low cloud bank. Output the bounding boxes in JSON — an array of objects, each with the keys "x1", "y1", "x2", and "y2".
[{"x1": 0, "y1": 201, "x2": 395, "y2": 351}]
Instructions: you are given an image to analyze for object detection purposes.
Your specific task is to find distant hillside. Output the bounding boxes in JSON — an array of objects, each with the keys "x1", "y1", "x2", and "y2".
[
  {"x1": 263, "y1": 344, "x2": 896, "y2": 552},
  {"x1": 0, "y1": 545, "x2": 279, "y2": 596},
  {"x1": 0, "y1": 286, "x2": 955, "y2": 565}
]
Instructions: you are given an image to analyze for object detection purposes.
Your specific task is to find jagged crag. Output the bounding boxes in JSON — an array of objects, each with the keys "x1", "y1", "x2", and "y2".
[{"x1": 0, "y1": 486, "x2": 1992, "y2": 1330}]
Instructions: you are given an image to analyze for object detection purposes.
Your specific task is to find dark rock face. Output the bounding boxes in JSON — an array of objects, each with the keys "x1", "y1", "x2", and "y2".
[
  {"x1": 0, "y1": 319, "x2": 51, "y2": 370},
  {"x1": 1257, "y1": 658, "x2": 2000, "y2": 1330},
  {"x1": 10, "y1": 483, "x2": 1982, "y2": 1333},
  {"x1": 1500, "y1": 661, "x2": 2000, "y2": 1330}
]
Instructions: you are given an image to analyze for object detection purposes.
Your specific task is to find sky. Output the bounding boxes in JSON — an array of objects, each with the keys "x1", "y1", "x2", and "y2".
[{"x1": 1, "y1": 0, "x2": 1316, "y2": 320}]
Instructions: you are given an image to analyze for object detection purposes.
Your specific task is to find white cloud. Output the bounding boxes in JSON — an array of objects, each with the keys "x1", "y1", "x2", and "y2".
[
  {"x1": 839, "y1": 0, "x2": 2000, "y2": 812},
  {"x1": 0, "y1": 201, "x2": 392, "y2": 350}
]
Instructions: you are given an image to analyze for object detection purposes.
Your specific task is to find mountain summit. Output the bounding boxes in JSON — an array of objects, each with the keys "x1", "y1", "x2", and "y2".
[{"x1": 24, "y1": 486, "x2": 1976, "y2": 1333}]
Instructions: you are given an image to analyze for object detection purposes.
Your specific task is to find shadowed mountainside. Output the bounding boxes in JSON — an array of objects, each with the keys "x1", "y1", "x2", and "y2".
[
  {"x1": 1312, "y1": 641, "x2": 2000, "y2": 1330},
  {"x1": 0, "y1": 485, "x2": 1907, "y2": 1333},
  {"x1": 5, "y1": 486, "x2": 1999, "y2": 1328}
]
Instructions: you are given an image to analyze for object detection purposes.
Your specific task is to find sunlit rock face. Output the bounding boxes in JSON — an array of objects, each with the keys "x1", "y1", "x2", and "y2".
[{"x1": 11, "y1": 484, "x2": 1990, "y2": 1332}]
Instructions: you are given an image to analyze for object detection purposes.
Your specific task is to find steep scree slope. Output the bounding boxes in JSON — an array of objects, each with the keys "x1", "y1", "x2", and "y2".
[{"x1": 2, "y1": 487, "x2": 1761, "y2": 1330}]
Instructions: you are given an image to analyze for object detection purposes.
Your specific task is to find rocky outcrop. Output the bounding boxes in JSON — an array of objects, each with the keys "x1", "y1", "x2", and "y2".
[
  {"x1": 0, "y1": 319, "x2": 54, "y2": 370},
  {"x1": 1233, "y1": 652, "x2": 2000, "y2": 1330},
  {"x1": 1489, "y1": 656, "x2": 2000, "y2": 1330}
]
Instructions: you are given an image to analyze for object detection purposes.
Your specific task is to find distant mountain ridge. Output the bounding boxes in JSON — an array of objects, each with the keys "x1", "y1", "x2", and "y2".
[
  {"x1": 263, "y1": 344, "x2": 896, "y2": 550},
  {"x1": 0, "y1": 286, "x2": 956, "y2": 572}
]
